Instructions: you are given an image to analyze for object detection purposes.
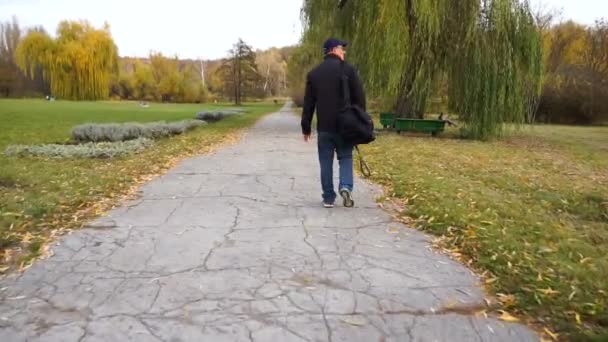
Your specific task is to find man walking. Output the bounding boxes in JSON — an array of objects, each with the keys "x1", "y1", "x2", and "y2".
[{"x1": 301, "y1": 38, "x2": 367, "y2": 208}]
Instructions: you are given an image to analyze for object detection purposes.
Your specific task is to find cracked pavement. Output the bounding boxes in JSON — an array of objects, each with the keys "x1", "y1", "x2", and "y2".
[{"x1": 0, "y1": 103, "x2": 538, "y2": 341}]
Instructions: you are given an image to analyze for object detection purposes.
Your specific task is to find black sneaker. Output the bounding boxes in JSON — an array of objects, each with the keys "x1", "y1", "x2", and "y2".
[
  {"x1": 339, "y1": 189, "x2": 354, "y2": 208},
  {"x1": 322, "y1": 201, "x2": 335, "y2": 208}
]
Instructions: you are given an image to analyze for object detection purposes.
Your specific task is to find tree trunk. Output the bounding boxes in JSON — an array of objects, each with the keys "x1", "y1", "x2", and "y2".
[
  {"x1": 200, "y1": 59, "x2": 206, "y2": 88},
  {"x1": 263, "y1": 64, "x2": 270, "y2": 94},
  {"x1": 393, "y1": 0, "x2": 425, "y2": 119},
  {"x1": 236, "y1": 55, "x2": 242, "y2": 105},
  {"x1": 233, "y1": 61, "x2": 238, "y2": 105},
  {"x1": 393, "y1": 54, "x2": 425, "y2": 119}
]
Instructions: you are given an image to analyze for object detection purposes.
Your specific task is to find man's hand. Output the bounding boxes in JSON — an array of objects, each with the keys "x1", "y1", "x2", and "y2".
[{"x1": 303, "y1": 134, "x2": 311, "y2": 142}]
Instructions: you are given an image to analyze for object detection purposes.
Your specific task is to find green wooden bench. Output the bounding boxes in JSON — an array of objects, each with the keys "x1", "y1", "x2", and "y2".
[
  {"x1": 380, "y1": 112, "x2": 397, "y2": 128},
  {"x1": 379, "y1": 112, "x2": 446, "y2": 136}
]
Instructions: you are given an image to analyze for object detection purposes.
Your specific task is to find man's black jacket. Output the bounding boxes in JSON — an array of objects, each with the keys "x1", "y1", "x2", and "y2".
[{"x1": 301, "y1": 54, "x2": 366, "y2": 135}]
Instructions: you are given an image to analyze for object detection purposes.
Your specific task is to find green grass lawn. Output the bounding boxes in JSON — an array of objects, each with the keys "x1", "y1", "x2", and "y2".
[
  {"x1": 359, "y1": 123, "x2": 608, "y2": 340},
  {"x1": 0, "y1": 99, "x2": 281, "y2": 270}
]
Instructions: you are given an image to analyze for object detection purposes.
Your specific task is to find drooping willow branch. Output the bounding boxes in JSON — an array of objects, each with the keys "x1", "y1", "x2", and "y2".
[{"x1": 300, "y1": 0, "x2": 543, "y2": 139}]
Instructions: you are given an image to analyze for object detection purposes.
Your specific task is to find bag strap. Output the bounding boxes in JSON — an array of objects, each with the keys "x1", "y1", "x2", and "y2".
[
  {"x1": 355, "y1": 146, "x2": 372, "y2": 178},
  {"x1": 341, "y1": 63, "x2": 370, "y2": 176},
  {"x1": 340, "y1": 62, "x2": 351, "y2": 109}
]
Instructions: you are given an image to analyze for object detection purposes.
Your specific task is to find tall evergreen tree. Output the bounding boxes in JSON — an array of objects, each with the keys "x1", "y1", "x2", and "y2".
[{"x1": 220, "y1": 39, "x2": 261, "y2": 105}]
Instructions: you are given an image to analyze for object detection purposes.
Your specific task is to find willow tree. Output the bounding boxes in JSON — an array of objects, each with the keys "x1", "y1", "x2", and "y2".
[
  {"x1": 299, "y1": 0, "x2": 543, "y2": 139},
  {"x1": 149, "y1": 52, "x2": 181, "y2": 102},
  {"x1": 448, "y1": 1, "x2": 544, "y2": 139},
  {"x1": 15, "y1": 20, "x2": 118, "y2": 100}
]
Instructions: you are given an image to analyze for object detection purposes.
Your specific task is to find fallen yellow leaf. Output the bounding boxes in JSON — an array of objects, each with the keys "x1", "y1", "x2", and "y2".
[
  {"x1": 387, "y1": 226, "x2": 399, "y2": 234},
  {"x1": 21, "y1": 232, "x2": 33, "y2": 243},
  {"x1": 538, "y1": 288, "x2": 560, "y2": 296},
  {"x1": 485, "y1": 277, "x2": 498, "y2": 284},
  {"x1": 498, "y1": 310, "x2": 519, "y2": 322},
  {"x1": 1, "y1": 212, "x2": 23, "y2": 217},
  {"x1": 544, "y1": 327, "x2": 559, "y2": 340},
  {"x1": 497, "y1": 293, "x2": 517, "y2": 306}
]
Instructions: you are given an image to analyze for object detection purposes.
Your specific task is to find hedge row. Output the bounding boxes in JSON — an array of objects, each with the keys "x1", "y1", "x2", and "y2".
[
  {"x1": 72, "y1": 120, "x2": 205, "y2": 143},
  {"x1": 5, "y1": 108, "x2": 247, "y2": 159},
  {"x1": 5, "y1": 138, "x2": 153, "y2": 159},
  {"x1": 195, "y1": 109, "x2": 245, "y2": 122}
]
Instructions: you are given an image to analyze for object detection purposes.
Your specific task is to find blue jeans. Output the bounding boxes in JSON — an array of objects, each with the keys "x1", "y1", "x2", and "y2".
[{"x1": 317, "y1": 132, "x2": 354, "y2": 203}]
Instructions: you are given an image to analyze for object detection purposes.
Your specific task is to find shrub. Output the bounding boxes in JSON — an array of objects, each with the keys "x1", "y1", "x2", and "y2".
[
  {"x1": 4, "y1": 138, "x2": 153, "y2": 159},
  {"x1": 71, "y1": 120, "x2": 205, "y2": 143},
  {"x1": 195, "y1": 108, "x2": 246, "y2": 122}
]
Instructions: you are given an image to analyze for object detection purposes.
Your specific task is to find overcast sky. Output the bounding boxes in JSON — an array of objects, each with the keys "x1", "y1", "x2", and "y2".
[{"x1": 0, "y1": 0, "x2": 606, "y2": 60}]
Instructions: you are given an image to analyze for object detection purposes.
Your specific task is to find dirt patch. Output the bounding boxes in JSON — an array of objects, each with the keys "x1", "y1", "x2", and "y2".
[{"x1": 0, "y1": 176, "x2": 19, "y2": 189}]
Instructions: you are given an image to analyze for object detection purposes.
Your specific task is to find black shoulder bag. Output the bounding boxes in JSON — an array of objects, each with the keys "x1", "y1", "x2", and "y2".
[{"x1": 338, "y1": 63, "x2": 374, "y2": 177}]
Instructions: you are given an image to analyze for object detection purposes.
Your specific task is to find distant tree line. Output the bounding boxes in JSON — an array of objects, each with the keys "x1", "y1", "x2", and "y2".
[
  {"x1": 0, "y1": 16, "x2": 294, "y2": 105},
  {"x1": 537, "y1": 20, "x2": 608, "y2": 124}
]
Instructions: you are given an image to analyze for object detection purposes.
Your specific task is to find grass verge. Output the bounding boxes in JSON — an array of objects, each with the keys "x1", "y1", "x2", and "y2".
[{"x1": 358, "y1": 123, "x2": 608, "y2": 340}]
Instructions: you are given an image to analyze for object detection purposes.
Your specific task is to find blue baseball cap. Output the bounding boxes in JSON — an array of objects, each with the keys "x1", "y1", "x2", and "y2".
[{"x1": 323, "y1": 38, "x2": 348, "y2": 54}]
